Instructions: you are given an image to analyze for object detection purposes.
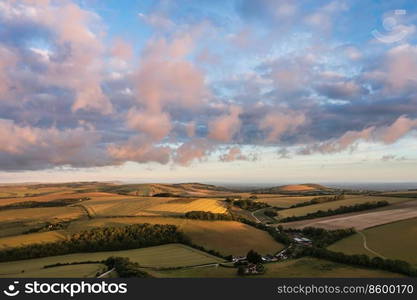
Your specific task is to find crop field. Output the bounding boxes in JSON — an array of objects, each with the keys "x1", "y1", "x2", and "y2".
[
  {"x1": 145, "y1": 198, "x2": 227, "y2": 215},
  {"x1": 0, "y1": 244, "x2": 224, "y2": 277},
  {"x1": 255, "y1": 195, "x2": 314, "y2": 208},
  {"x1": 147, "y1": 257, "x2": 403, "y2": 278},
  {"x1": 276, "y1": 196, "x2": 412, "y2": 219},
  {"x1": 0, "y1": 191, "x2": 137, "y2": 207},
  {"x1": 79, "y1": 197, "x2": 227, "y2": 217},
  {"x1": 79, "y1": 197, "x2": 171, "y2": 217},
  {"x1": 0, "y1": 231, "x2": 68, "y2": 249},
  {"x1": 329, "y1": 217, "x2": 417, "y2": 266},
  {"x1": 66, "y1": 217, "x2": 284, "y2": 256},
  {"x1": 0, "y1": 206, "x2": 85, "y2": 223}
]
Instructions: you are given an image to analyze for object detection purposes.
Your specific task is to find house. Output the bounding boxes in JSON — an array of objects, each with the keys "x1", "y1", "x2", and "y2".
[
  {"x1": 293, "y1": 237, "x2": 304, "y2": 243},
  {"x1": 232, "y1": 256, "x2": 247, "y2": 263}
]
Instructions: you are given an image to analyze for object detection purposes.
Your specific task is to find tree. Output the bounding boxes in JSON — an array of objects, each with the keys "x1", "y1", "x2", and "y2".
[{"x1": 246, "y1": 250, "x2": 262, "y2": 264}]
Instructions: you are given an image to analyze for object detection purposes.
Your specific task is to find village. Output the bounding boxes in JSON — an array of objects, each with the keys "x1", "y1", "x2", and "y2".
[{"x1": 232, "y1": 232, "x2": 312, "y2": 275}]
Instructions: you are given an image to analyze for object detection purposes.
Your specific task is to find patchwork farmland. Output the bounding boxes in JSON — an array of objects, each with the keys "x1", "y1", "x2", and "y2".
[{"x1": 0, "y1": 182, "x2": 416, "y2": 278}]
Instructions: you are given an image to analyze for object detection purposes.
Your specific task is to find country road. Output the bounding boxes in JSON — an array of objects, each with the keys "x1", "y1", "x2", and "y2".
[
  {"x1": 97, "y1": 268, "x2": 115, "y2": 278},
  {"x1": 358, "y1": 231, "x2": 386, "y2": 259},
  {"x1": 251, "y1": 210, "x2": 262, "y2": 223}
]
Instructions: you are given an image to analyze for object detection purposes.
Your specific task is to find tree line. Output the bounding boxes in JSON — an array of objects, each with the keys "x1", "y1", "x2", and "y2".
[
  {"x1": 104, "y1": 256, "x2": 152, "y2": 278},
  {"x1": 0, "y1": 223, "x2": 188, "y2": 263},
  {"x1": 231, "y1": 199, "x2": 271, "y2": 211},
  {"x1": 280, "y1": 201, "x2": 389, "y2": 222},
  {"x1": 302, "y1": 247, "x2": 417, "y2": 277},
  {"x1": 183, "y1": 211, "x2": 234, "y2": 221},
  {"x1": 287, "y1": 226, "x2": 356, "y2": 248},
  {"x1": 289, "y1": 194, "x2": 345, "y2": 209}
]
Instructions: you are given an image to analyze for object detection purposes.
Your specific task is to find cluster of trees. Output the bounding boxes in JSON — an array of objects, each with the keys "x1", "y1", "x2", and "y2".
[
  {"x1": 246, "y1": 250, "x2": 263, "y2": 264},
  {"x1": 290, "y1": 227, "x2": 356, "y2": 248},
  {"x1": 289, "y1": 194, "x2": 345, "y2": 209},
  {"x1": 183, "y1": 211, "x2": 233, "y2": 221},
  {"x1": 232, "y1": 200, "x2": 270, "y2": 211},
  {"x1": 302, "y1": 247, "x2": 417, "y2": 277},
  {"x1": 264, "y1": 210, "x2": 278, "y2": 217},
  {"x1": 104, "y1": 257, "x2": 152, "y2": 278},
  {"x1": 280, "y1": 201, "x2": 389, "y2": 222},
  {"x1": 152, "y1": 193, "x2": 180, "y2": 197},
  {"x1": 0, "y1": 223, "x2": 188, "y2": 262}
]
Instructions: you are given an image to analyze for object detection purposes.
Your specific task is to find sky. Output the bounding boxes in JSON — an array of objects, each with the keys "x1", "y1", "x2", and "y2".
[{"x1": 0, "y1": 0, "x2": 417, "y2": 184}]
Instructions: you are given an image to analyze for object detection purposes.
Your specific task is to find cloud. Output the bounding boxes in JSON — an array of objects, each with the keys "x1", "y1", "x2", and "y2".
[
  {"x1": 259, "y1": 111, "x2": 306, "y2": 142},
  {"x1": 381, "y1": 155, "x2": 406, "y2": 162},
  {"x1": 0, "y1": 0, "x2": 113, "y2": 114},
  {"x1": 107, "y1": 135, "x2": 171, "y2": 165},
  {"x1": 300, "y1": 115, "x2": 417, "y2": 154},
  {"x1": 377, "y1": 115, "x2": 417, "y2": 144},
  {"x1": 0, "y1": 118, "x2": 106, "y2": 170},
  {"x1": 364, "y1": 44, "x2": 417, "y2": 93},
  {"x1": 111, "y1": 38, "x2": 134, "y2": 61},
  {"x1": 185, "y1": 121, "x2": 196, "y2": 138},
  {"x1": 208, "y1": 105, "x2": 242, "y2": 142},
  {"x1": 126, "y1": 108, "x2": 172, "y2": 141},
  {"x1": 173, "y1": 139, "x2": 212, "y2": 166},
  {"x1": 315, "y1": 81, "x2": 368, "y2": 100},
  {"x1": 1, "y1": 0, "x2": 417, "y2": 173},
  {"x1": 134, "y1": 33, "x2": 208, "y2": 112},
  {"x1": 219, "y1": 147, "x2": 247, "y2": 162}
]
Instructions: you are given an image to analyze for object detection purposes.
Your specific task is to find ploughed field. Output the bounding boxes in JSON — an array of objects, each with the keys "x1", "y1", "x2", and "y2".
[
  {"x1": 280, "y1": 199, "x2": 417, "y2": 230},
  {"x1": 275, "y1": 195, "x2": 412, "y2": 219}
]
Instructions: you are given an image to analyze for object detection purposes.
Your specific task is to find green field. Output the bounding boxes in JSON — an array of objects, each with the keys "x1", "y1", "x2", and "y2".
[
  {"x1": 13, "y1": 264, "x2": 106, "y2": 278},
  {"x1": 329, "y1": 217, "x2": 417, "y2": 266},
  {"x1": 276, "y1": 196, "x2": 412, "y2": 219},
  {"x1": 0, "y1": 244, "x2": 224, "y2": 277},
  {"x1": 66, "y1": 217, "x2": 284, "y2": 256},
  {"x1": 147, "y1": 257, "x2": 403, "y2": 278},
  {"x1": 257, "y1": 195, "x2": 314, "y2": 208}
]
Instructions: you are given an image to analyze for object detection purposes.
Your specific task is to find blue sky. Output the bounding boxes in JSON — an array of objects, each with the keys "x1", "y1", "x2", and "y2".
[{"x1": 0, "y1": 0, "x2": 417, "y2": 183}]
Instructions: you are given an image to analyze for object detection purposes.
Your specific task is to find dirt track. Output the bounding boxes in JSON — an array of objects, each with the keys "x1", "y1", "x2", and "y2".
[{"x1": 279, "y1": 199, "x2": 417, "y2": 230}]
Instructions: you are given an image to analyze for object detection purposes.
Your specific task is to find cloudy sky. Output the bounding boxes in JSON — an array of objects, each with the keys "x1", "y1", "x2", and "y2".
[{"x1": 0, "y1": 0, "x2": 417, "y2": 184}]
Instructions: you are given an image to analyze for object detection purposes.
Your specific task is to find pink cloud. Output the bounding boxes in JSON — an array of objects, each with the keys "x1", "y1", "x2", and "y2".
[
  {"x1": 259, "y1": 111, "x2": 306, "y2": 142},
  {"x1": 301, "y1": 115, "x2": 417, "y2": 155},
  {"x1": 111, "y1": 38, "x2": 133, "y2": 60},
  {"x1": 107, "y1": 135, "x2": 171, "y2": 165},
  {"x1": 0, "y1": 1, "x2": 113, "y2": 114},
  {"x1": 126, "y1": 108, "x2": 172, "y2": 141},
  {"x1": 219, "y1": 147, "x2": 247, "y2": 162},
  {"x1": 0, "y1": 119, "x2": 105, "y2": 170},
  {"x1": 173, "y1": 139, "x2": 212, "y2": 166},
  {"x1": 208, "y1": 105, "x2": 242, "y2": 142},
  {"x1": 377, "y1": 115, "x2": 417, "y2": 144}
]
